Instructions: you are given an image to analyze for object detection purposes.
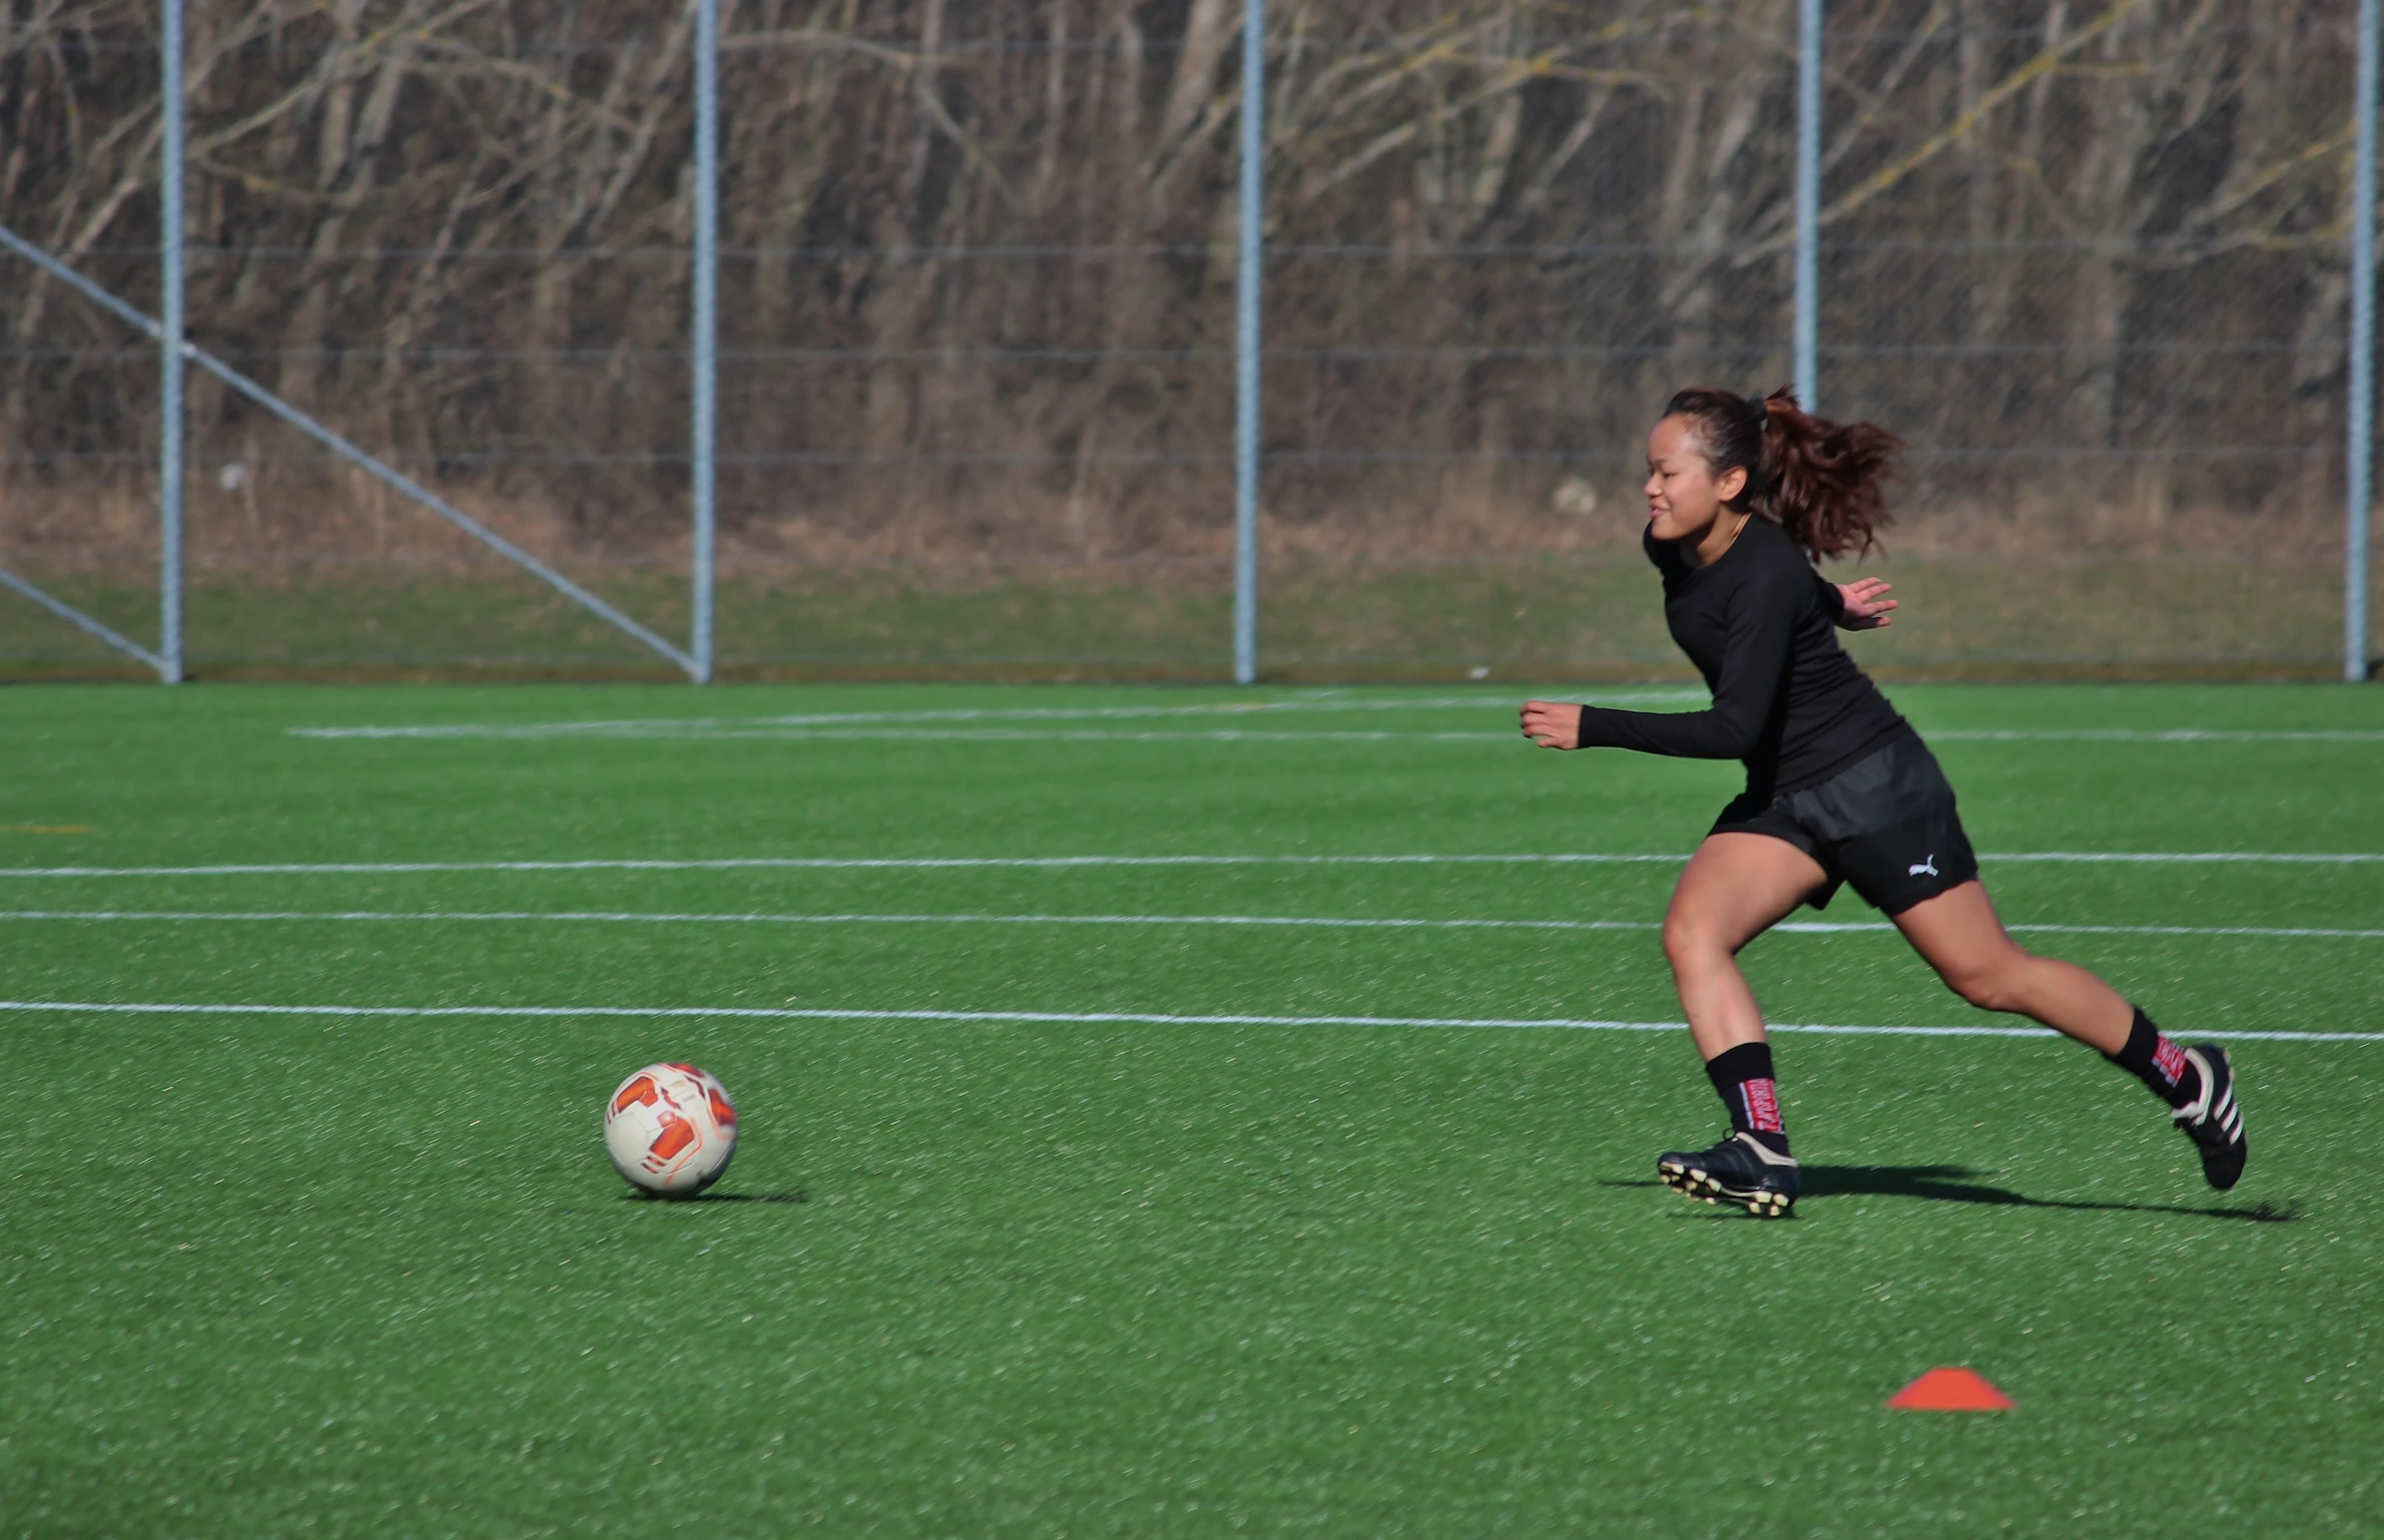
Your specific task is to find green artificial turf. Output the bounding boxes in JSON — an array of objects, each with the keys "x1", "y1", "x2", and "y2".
[{"x1": 1, "y1": 681, "x2": 2379, "y2": 1536}]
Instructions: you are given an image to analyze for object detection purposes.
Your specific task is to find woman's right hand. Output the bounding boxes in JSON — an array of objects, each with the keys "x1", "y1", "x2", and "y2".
[
  {"x1": 1519, "y1": 700, "x2": 1584, "y2": 750},
  {"x1": 1834, "y1": 575, "x2": 1897, "y2": 630}
]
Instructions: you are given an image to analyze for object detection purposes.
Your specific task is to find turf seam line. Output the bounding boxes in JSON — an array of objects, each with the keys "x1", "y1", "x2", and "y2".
[
  {"x1": 1, "y1": 908, "x2": 2378, "y2": 940},
  {"x1": 330, "y1": 729, "x2": 1511, "y2": 744},
  {"x1": 279, "y1": 725, "x2": 2384, "y2": 745},
  {"x1": 1, "y1": 1000, "x2": 2376, "y2": 1040},
  {"x1": 1926, "y1": 729, "x2": 2384, "y2": 743},
  {"x1": 4, "y1": 851, "x2": 2382, "y2": 877}
]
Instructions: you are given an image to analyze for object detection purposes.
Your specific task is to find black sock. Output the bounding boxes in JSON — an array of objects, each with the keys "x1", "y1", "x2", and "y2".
[
  {"x1": 1704, "y1": 1041, "x2": 1791, "y2": 1156},
  {"x1": 2107, "y1": 1006, "x2": 2200, "y2": 1110}
]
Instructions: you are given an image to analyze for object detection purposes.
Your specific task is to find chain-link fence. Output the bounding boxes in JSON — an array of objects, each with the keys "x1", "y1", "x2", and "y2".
[
  {"x1": 1821, "y1": 3, "x2": 2371, "y2": 676},
  {"x1": 2, "y1": 1, "x2": 2377, "y2": 682}
]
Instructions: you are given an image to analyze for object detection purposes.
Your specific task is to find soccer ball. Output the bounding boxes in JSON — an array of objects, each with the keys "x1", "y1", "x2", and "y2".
[{"x1": 603, "y1": 1062, "x2": 738, "y2": 1197}]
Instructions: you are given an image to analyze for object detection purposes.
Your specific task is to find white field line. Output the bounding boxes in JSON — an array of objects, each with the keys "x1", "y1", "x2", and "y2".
[
  {"x1": 1, "y1": 998, "x2": 2375, "y2": 1042},
  {"x1": 1, "y1": 908, "x2": 2380, "y2": 941},
  {"x1": 538, "y1": 730, "x2": 1499, "y2": 744},
  {"x1": 283, "y1": 699, "x2": 2384, "y2": 746},
  {"x1": 2, "y1": 851, "x2": 2381, "y2": 879},
  {"x1": 289, "y1": 693, "x2": 1705, "y2": 741}
]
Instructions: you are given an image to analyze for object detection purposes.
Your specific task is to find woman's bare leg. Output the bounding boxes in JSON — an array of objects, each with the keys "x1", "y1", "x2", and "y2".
[
  {"x1": 1894, "y1": 876, "x2": 2249, "y2": 1188},
  {"x1": 1890, "y1": 878, "x2": 2130, "y2": 1053},
  {"x1": 1655, "y1": 833, "x2": 1827, "y2": 1215},
  {"x1": 1662, "y1": 832, "x2": 1832, "y2": 1059}
]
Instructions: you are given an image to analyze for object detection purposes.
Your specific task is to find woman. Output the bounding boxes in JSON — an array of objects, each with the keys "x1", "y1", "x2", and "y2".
[{"x1": 1519, "y1": 387, "x2": 2245, "y2": 1218}]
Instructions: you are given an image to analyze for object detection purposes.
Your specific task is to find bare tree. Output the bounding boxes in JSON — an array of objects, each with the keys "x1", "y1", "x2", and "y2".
[{"x1": 0, "y1": 0, "x2": 2363, "y2": 574}]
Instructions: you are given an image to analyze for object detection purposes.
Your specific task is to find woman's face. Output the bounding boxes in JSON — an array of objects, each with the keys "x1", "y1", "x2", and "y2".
[{"x1": 1643, "y1": 414, "x2": 1747, "y2": 544}]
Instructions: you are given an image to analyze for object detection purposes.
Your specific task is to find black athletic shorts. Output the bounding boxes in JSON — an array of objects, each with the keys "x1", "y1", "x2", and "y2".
[{"x1": 1709, "y1": 733, "x2": 1979, "y2": 915}]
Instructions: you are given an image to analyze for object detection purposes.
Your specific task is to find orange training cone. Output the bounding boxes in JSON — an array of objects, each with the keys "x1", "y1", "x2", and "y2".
[{"x1": 1887, "y1": 1367, "x2": 2014, "y2": 1411}]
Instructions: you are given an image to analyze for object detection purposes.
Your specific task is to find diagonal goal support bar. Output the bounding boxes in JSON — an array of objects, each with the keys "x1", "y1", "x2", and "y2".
[
  {"x1": 0, "y1": 221, "x2": 700, "y2": 679},
  {"x1": 0, "y1": 564, "x2": 170, "y2": 676}
]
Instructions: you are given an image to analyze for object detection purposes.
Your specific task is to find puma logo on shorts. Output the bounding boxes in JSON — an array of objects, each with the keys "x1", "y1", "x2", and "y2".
[{"x1": 1707, "y1": 735, "x2": 1979, "y2": 915}]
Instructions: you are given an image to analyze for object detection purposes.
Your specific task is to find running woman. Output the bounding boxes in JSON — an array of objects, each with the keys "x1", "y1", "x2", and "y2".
[{"x1": 1519, "y1": 387, "x2": 2246, "y2": 1218}]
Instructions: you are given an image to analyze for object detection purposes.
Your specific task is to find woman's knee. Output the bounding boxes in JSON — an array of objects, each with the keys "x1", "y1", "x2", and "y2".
[
  {"x1": 1939, "y1": 950, "x2": 2032, "y2": 1013},
  {"x1": 1661, "y1": 907, "x2": 1731, "y2": 968}
]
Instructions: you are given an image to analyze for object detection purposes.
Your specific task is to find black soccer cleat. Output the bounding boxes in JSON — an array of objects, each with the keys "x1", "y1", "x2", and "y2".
[
  {"x1": 2172, "y1": 1044, "x2": 2247, "y2": 1191},
  {"x1": 1657, "y1": 1133, "x2": 1800, "y2": 1218}
]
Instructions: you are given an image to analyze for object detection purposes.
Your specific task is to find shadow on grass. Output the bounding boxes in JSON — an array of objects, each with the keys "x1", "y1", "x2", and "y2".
[
  {"x1": 1804, "y1": 1165, "x2": 2294, "y2": 1221},
  {"x1": 618, "y1": 1191, "x2": 810, "y2": 1205},
  {"x1": 1600, "y1": 1166, "x2": 2293, "y2": 1222}
]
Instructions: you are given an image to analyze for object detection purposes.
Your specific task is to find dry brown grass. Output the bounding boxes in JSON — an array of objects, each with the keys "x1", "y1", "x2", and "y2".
[{"x1": 1, "y1": 463, "x2": 2348, "y2": 596}]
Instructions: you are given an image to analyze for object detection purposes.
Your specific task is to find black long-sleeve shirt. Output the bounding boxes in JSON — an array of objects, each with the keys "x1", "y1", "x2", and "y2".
[{"x1": 1573, "y1": 518, "x2": 1913, "y2": 798}]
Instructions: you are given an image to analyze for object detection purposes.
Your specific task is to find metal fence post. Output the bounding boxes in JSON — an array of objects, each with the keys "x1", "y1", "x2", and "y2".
[
  {"x1": 1793, "y1": 0, "x2": 1822, "y2": 412},
  {"x1": 0, "y1": 222, "x2": 703, "y2": 674},
  {"x1": 1232, "y1": 0, "x2": 1265, "y2": 687},
  {"x1": 2353, "y1": 0, "x2": 2379, "y2": 683},
  {"x1": 158, "y1": 0, "x2": 186, "y2": 683},
  {"x1": 692, "y1": 0, "x2": 719, "y2": 684}
]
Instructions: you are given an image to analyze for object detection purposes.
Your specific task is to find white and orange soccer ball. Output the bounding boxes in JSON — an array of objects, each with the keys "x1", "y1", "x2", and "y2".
[{"x1": 603, "y1": 1062, "x2": 738, "y2": 1196}]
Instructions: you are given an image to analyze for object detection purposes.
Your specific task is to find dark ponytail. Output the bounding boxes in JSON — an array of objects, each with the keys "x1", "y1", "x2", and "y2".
[{"x1": 1661, "y1": 386, "x2": 1901, "y2": 562}]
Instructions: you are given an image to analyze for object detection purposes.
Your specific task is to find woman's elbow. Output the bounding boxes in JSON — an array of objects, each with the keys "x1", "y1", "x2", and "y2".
[{"x1": 1709, "y1": 720, "x2": 1766, "y2": 760}]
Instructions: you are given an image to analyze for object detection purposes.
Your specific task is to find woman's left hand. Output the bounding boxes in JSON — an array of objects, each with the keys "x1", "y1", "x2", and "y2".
[
  {"x1": 1519, "y1": 700, "x2": 1584, "y2": 749},
  {"x1": 1835, "y1": 576, "x2": 1897, "y2": 630}
]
